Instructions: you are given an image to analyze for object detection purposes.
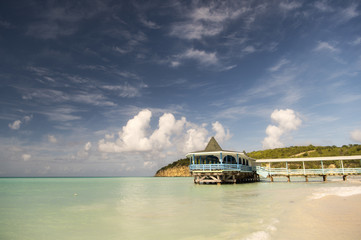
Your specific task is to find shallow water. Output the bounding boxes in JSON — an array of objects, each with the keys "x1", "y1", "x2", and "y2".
[{"x1": 0, "y1": 177, "x2": 360, "y2": 240}]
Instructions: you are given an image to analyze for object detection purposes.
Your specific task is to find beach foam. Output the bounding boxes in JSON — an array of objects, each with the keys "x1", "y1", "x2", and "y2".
[
  {"x1": 310, "y1": 186, "x2": 361, "y2": 200},
  {"x1": 243, "y1": 219, "x2": 279, "y2": 240}
]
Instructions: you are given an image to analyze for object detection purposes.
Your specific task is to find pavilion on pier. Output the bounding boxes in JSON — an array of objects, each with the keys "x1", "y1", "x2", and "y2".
[{"x1": 186, "y1": 137, "x2": 259, "y2": 184}]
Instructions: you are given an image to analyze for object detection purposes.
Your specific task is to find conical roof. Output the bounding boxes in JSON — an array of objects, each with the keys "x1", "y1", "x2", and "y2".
[{"x1": 204, "y1": 137, "x2": 222, "y2": 151}]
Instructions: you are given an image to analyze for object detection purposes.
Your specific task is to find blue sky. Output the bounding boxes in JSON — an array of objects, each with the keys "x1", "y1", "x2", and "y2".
[{"x1": 1, "y1": 0, "x2": 361, "y2": 177}]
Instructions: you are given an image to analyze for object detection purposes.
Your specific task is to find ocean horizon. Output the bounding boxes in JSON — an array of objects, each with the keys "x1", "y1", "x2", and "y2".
[{"x1": 1, "y1": 177, "x2": 361, "y2": 240}]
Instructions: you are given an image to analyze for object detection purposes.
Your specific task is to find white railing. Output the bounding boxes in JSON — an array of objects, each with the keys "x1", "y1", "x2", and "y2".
[
  {"x1": 257, "y1": 166, "x2": 361, "y2": 176},
  {"x1": 189, "y1": 164, "x2": 254, "y2": 172}
]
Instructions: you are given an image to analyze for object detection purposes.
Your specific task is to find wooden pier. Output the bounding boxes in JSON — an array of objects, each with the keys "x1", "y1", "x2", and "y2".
[
  {"x1": 187, "y1": 137, "x2": 361, "y2": 184},
  {"x1": 256, "y1": 155, "x2": 361, "y2": 182},
  {"x1": 192, "y1": 171, "x2": 259, "y2": 184}
]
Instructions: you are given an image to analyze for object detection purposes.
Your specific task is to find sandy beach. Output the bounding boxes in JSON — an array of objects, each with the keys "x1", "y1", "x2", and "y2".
[{"x1": 274, "y1": 179, "x2": 361, "y2": 240}]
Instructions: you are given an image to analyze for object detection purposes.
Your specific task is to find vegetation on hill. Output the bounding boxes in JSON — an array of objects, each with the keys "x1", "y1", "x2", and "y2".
[
  {"x1": 247, "y1": 144, "x2": 361, "y2": 159},
  {"x1": 155, "y1": 144, "x2": 361, "y2": 176},
  {"x1": 247, "y1": 144, "x2": 361, "y2": 169},
  {"x1": 155, "y1": 158, "x2": 190, "y2": 177}
]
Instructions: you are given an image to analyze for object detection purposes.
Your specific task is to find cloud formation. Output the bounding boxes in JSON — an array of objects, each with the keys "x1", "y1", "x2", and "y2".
[
  {"x1": 8, "y1": 120, "x2": 22, "y2": 130},
  {"x1": 212, "y1": 121, "x2": 231, "y2": 143},
  {"x1": 48, "y1": 135, "x2": 57, "y2": 143},
  {"x1": 314, "y1": 41, "x2": 339, "y2": 52},
  {"x1": 22, "y1": 154, "x2": 31, "y2": 161},
  {"x1": 174, "y1": 48, "x2": 218, "y2": 67},
  {"x1": 262, "y1": 109, "x2": 302, "y2": 149},
  {"x1": 98, "y1": 109, "x2": 230, "y2": 157},
  {"x1": 350, "y1": 129, "x2": 361, "y2": 143},
  {"x1": 170, "y1": 2, "x2": 245, "y2": 40},
  {"x1": 8, "y1": 115, "x2": 33, "y2": 130}
]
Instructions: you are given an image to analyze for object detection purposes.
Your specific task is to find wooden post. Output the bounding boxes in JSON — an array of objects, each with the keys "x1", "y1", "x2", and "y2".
[
  {"x1": 343, "y1": 175, "x2": 347, "y2": 181},
  {"x1": 270, "y1": 176, "x2": 274, "y2": 182},
  {"x1": 305, "y1": 175, "x2": 308, "y2": 182},
  {"x1": 287, "y1": 175, "x2": 290, "y2": 182},
  {"x1": 341, "y1": 160, "x2": 345, "y2": 175},
  {"x1": 321, "y1": 160, "x2": 324, "y2": 174},
  {"x1": 303, "y1": 161, "x2": 306, "y2": 175},
  {"x1": 323, "y1": 175, "x2": 327, "y2": 182}
]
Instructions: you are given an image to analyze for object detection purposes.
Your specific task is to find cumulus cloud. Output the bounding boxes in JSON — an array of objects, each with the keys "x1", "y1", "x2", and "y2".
[
  {"x1": 262, "y1": 109, "x2": 302, "y2": 149},
  {"x1": 76, "y1": 142, "x2": 93, "y2": 159},
  {"x1": 98, "y1": 109, "x2": 230, "y2": 157},
  {"x1": 8, "y1": 115, "x2": 33, "y2": 130},
  {"x1": 84, "y1": 142, "x2": 92, "y2": 151},
  {"x1": 212, "y1": 121, "x2": 231, "y2": 143},
  {"x1": 350, "y1": 129, "x2": 361, "y2": 143},
  {"x1": 22, "y1": 154, "x2": 31, "y2": 161},
  {"x1": 182, "y1": 125, "x2": 209, "y2": 153},
  {"x1": 8, "y1": 120, "x2": 22, "y2": 130}
]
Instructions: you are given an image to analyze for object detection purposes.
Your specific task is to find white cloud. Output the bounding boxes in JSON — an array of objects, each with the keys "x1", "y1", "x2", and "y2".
[
  {"x1": 212, "y1": 121, "x2": 231, "y2": 143},
  {"x1": 139, "y1": 16, "x2": 160, "y2": 29},
  {"x1": 48, "y1": 135, "x2": 57, "y2": 143},
  {"x1": 170, "y1": 3, "x2": 245, "y2": 40},
  {"x1": 262, "y1": 109, "x2": 302, "y2": 149},
  {"x1": 22, "y1": 154, "x2": 31, "y2": 161},
  {"x1": 22, "y1": 88, "x2": 116, "y2": 106},
  {"x1": 23, "y1": 115, "x2": 33, "y2": 123},
  {"x1": 8, "y1": 120, "x2": 22, "y2": 130},
  {"x1": 84, "y1": 142, "x2": 92, "y2": 151},
  {"x1": 98, "y1": 109, "x2": 153, "y2": 152},
  {"x1": 268, "y1": 58, "x2": 289, "y2": 72},
  {"x1": 178, "y1": 48, "x2": 218, "y2": 66},
  {"x1": 340, "y1": 4, "x2": 359, "y2": 22},
  {"x1": 101, "y1": 83, "x2": 147, "y2": 98},
  {"x1": 150, "y1": 113, "x2": 186, "y2": 149},
  {"x1": 98, "y1": 109, "x2": 230, "y2": 157},
  {"x1": 350, "y1": 37, "x2": 361, "y2": 46},
  {"x1": 42, "y1": 107, "x2": 81, "y2": 122},
  {"x1": 182, "y1": 126, "x2": 209, "y2": 154},
  {"x1": 8, "y1": 115, "x2": 32, "y2": 130},
  {"x1": 242, "y1": 45, "x2": 256, "y2": 53},
  {"x1": 350, "y1": 129, "x2": 361, "y2": 143},
  {"x1": 314, "y1": 1, "x2": 334, "y2": 12},
  {"x1": 280, "y1": 1, "x2": 302, "y2": 11},
  {"x1": 314, "y1": 41, "x2": 339, "y2": 52}
]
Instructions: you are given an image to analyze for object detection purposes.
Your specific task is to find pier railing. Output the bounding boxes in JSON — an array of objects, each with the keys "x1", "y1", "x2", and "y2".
[
  {"x1": 189, "y1": 164, "x2": 254, "y2": 172},
  {"x1": 257, "y1": 166, "x2": 361, "y2": 176}
]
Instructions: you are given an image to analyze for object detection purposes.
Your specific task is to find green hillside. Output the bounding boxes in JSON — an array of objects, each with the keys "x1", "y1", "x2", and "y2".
[
  {"x1": 155, "y1": 158, "x2": 189, "y2": 176},
  {"x1": 156, "y1": 144, "x2": 361, "y2": 175},
  {"x1": 247, "y1": 144, "x2": 361, "y2": 159}
]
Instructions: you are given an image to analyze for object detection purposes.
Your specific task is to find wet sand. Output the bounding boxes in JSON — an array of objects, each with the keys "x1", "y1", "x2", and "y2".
[{"x1": 275, "y1": 181, "x2": 361, "y2": 240}]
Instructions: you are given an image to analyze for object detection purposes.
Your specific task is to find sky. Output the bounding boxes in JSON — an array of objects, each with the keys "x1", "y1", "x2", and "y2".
[{"x1": 1, "y1": 0, "x2": 361, "y2": 177}]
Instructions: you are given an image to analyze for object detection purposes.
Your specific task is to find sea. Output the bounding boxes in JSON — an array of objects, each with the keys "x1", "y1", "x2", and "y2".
[{"x1": 1, "y1": 177, "x2": 361, "y2": 240}]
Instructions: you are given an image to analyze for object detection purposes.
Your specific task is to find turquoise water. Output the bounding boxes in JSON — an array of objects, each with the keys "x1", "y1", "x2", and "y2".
[{"x1": 1, "y1": 177, "x2": 361, "y2": 240}]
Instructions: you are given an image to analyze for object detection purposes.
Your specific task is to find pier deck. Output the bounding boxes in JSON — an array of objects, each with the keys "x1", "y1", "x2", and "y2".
[
  {"x1": 190, "y1": 164, "x2": 259, "y2": 184},
  {"x1": 256, "y1": 155, "x2": 361, "y2": 182}
]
